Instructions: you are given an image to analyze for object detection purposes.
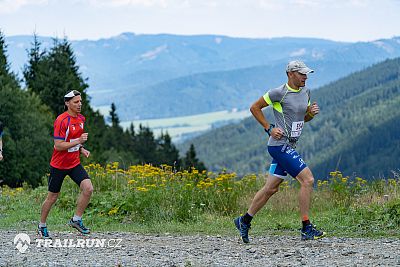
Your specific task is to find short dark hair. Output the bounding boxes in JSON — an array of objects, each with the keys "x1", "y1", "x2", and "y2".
[{"x1": 64, "y1": 90, "x2": 81, "y2": 111}]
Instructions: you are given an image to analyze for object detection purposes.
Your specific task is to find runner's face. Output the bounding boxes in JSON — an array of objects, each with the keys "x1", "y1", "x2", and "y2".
[
  {"x1": 289, "y1": 71, "x2": 308, "y2": 88},
  {"x1": 66, "y1": 95, "x2": 82, "y2": 114}
]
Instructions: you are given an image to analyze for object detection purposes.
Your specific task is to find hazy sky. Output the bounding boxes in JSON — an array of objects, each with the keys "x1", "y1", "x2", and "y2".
[{"x1": 1, "y1": 0, "x2": 399, "y2": 42}]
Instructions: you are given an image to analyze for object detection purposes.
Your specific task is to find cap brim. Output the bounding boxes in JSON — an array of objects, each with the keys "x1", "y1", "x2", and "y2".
[
  {"x1": 298, "y1": 68, "x2": 314, "y2": 74},
  {"x1": 64, "y1": 91, "x2": 75, "y2": 98}
]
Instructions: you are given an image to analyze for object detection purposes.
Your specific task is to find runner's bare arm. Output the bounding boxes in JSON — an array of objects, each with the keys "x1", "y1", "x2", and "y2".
[
  {"x1": 54, "y1": 133, "x2": 88, "y2": 151},
  {"x1": 250, "y1": 97, "x2": 284, "y2": 139},
  {"x1": 250, "y1": 97, "x2": 271, "y2": 130}
]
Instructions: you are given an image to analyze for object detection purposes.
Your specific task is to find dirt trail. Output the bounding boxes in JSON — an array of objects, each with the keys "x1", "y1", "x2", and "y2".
[{"x1": 1, "y1": 231, "x2": 399, "y2": 266}]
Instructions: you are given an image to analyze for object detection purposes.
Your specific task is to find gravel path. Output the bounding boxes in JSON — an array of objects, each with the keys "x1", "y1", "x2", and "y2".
[{"x1": 1, "y1": 230, "x2": 399, "y2": 266}]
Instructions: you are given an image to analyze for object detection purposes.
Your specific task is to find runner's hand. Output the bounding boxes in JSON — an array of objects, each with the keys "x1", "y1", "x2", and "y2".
[
  {"x1": 79, "y1": 133, "x2": 88, "y2": 144},
  {"x1": 271, "y1": 128, "x2": 284, "y2": 140},
  {"x1": 309, "y1": 102, "x2": 319, "y2": 116},
  {"x1": 81, "y1": 147, "x2": 90, "y2": 158}
]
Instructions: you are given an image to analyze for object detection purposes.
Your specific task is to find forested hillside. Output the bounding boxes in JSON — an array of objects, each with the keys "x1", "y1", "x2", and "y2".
[
  {"x1": 0, "y1": 32, "x2": 205, "y2": 188},
  {"x1": 179, "y1": 58, "x2": 400, "y2": 179},
  {"x1": 7, "y1": 34, "x2": 400, "y2": 119}
]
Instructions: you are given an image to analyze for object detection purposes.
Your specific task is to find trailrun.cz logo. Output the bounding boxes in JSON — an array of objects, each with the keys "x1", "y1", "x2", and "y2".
[
  {"x1": 36, "y1": 238, "x2": 122, "y2": 248},
  {"x1": 14, "y1": 233, "x2": 122, "y2": 253}
]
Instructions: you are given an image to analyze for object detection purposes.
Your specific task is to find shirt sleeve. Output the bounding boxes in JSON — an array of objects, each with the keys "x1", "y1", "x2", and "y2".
[
  {"x1": 263, "y1": 87, "x2": 284, "y2": 106},
  {"x1": 78, "y1": 114, "x2": 86, "y2": 125},
  {"x1": 54, "y1": 117, "x2": 68, "y2": 140},
  {"x1": 306, "y1": 88, "x2": 311, "y2": 107}
]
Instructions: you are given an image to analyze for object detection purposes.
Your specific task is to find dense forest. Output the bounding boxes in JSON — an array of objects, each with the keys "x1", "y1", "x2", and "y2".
[
  {"x1": 180, "y1": 58, "x2": 400, "y2": 179},
  {"x1": 0, "y1": 32, "x2": 205, "y2": 188}
]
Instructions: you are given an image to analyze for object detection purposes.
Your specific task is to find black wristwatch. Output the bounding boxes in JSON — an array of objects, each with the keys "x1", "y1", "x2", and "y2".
[{"x1": 264, "y1": 124, "x2": 275, "y2": 136}]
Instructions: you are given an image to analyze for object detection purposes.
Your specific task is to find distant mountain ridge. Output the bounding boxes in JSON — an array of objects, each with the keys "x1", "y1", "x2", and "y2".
[
  {"x1": 178, "y1": 58, "x2": 400, "y2": 179},
  {"x1": 5, "y1": 33, "x2": 400, "y2": 120}
]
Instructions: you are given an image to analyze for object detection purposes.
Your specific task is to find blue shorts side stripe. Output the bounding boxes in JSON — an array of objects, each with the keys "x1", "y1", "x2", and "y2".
[{"x1": 269, "y1": 163, "x2": 277, "y2": 174}]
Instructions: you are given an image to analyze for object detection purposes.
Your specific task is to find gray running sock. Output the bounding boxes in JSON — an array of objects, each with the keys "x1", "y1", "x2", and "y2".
[
  {"x1": 39, "y1": 223, "x2": 46, "y2": 228},
  {"x1": 73, "y1": 215, "x2": 82, "y2": 222}
]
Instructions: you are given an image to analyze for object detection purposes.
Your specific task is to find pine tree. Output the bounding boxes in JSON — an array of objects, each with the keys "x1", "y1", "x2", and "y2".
[
  {"x1": 135, "y1": 124, "x2": 158, "y2": 164},
  {"x1": 109, "y1": 102, "x2": 120, "y2": 128},
  {"x1": 23, "y1": 33, "x2": 45, "y2": 91},
  {"x1": 24, "y1": 37, "x2": 90, "y2": 115},
  {"x1": 0, "y1": 32, "x2": 18, "y2": 88},
  {"x1": 157, "y1": 132, "x2": 180, "y2": 166},
  {"x1": 104, "y1": 103, "x2": 125, "y2": 149},
  {"x1": 0, "y1": 30, "x2": 53, "y2": 187},
  {"x1": 182, "y1": 144, "x2": 206, "y2": 171},
  {"x1": 23, "y1": 36, "x2": 110, "y2": 164}
]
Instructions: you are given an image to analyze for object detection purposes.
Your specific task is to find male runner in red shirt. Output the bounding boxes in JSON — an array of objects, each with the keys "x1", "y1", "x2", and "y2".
[{"x1": 38, "y1": 90, "x2": 93, "y2": 238}]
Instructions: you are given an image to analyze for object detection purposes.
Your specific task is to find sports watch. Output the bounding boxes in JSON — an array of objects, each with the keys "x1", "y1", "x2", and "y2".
[{"x1": 264, "y1": 124, "x2": 275, "y2": 136}]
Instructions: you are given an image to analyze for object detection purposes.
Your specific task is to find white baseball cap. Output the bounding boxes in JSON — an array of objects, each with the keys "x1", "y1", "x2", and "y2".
[{"x1": 286, "y1": 60, "x2": 314, "y2": 74}]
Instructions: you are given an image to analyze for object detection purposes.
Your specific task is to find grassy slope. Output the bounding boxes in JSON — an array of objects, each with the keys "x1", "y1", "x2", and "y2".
[{"x1": 1, "y1": 178, "x2": 399, "y2": 238}]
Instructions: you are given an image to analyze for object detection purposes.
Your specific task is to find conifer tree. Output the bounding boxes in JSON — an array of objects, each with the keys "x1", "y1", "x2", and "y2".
[
  {"x1": 0, "y1": 30, "x2": 53, "y2": 187},
  {"x1": 135, "y1": 124, "x2": 158, "y2": 164},
  {"x1": 0, "y1": 33, "x2": 18, "y2": 88},
  {"x1": 157, "y1": 132, "x2": 180, "y2": 166},
  {"x1": 24, "y1": 37, "x2": 89, "y2": 115},
  {"x1": 23, "y1": 36, "x2": 109, "y2": 164},
  {"x1": 182, "y1": 144, "x2": 206, "y2": 171},
  {"x1": 109, "y1": 102, "x2": 120, "y2": 128}
]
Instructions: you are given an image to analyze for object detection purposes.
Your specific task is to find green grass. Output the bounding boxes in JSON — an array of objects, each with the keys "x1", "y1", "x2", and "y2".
[{"x1": 1, "y1": 167, "x2": 399, "y2": 238}]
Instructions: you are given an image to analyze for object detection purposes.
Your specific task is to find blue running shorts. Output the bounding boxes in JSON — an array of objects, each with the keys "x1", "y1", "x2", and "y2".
[{"x1": 267, "y1": 145, "x2": 307, "y2": 179}]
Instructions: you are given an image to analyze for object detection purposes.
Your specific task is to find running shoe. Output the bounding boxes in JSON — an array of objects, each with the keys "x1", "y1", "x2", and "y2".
[
  {"x1": 68, "y1": 218, "x2": 90, "y2": 234},
  {"x1": 37, "y1": 225, "x2": 51, "y2": 239},
  {"x1": 234, "y1": 216, "x2": 251, "y2": 243},
  {"x1": 301, "y1": 223, "x2": 326, "y2": 240}
]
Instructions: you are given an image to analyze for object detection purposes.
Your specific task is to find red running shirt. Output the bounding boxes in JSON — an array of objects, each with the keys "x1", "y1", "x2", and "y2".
[{"x1": 50, "y1": 112, "x2": 86, "y2": 169}]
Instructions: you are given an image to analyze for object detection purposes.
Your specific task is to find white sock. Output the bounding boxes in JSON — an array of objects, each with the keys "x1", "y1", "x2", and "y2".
[
  {"x1": 39, "y1": 222, "x2": 46, "y2": 228},
  {"x1": 73, "y1": 215, "x2": 82, "y2": 222}
]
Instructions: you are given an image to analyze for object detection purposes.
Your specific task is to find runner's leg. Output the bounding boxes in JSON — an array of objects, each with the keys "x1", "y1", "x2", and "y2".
[
  {"x1": 68, "y1": 164, "x2": 93, "y2": 217},
  {"x1": 295, "y1": 167, "x2": 314, "y2": 220},
  {"x1": 75, "y1": 179, "x2": 93, "y2": 217},
  {"x1": 247, "y1": 174, "x2": 283, "y2": 215},
  {"x1": 41, "y1": 167, "x2": 66, "y2": 223},
  {"x1": 40, "y1": 192, "x2": 60, "y2": 223}
]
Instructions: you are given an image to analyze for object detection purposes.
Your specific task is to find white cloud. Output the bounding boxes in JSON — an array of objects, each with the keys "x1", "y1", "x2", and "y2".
[
  {"x1": 1, "y1": 0, "x2": 398, "y2": 42},
  {"x1": 87, "y1": 0, "x2": 171, "y2": 8},
  {"x1": 257, "y1": 0, "x2": 375, "y2": 10},
  {"x1": 0, "y1": 0, "x2": 48, "y2": 14}
]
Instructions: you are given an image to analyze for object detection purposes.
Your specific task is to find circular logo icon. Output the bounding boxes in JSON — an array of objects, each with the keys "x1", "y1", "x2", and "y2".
[{"x1": 14, "y1": 233, "x2": 31, "y2": 253}]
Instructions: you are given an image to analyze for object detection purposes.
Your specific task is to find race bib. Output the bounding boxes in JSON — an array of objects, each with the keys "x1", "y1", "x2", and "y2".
[
  {"x1": 291, "y1": 121, "x2": 304, "y2": 137},
  {"x1": 68, "y1": 138, "x2": 80, "y2": 152}
]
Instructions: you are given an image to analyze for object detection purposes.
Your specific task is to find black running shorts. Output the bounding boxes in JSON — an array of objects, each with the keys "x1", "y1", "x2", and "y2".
[{"x1": 48, "y1": 164, "x2": 90, "y2": 193}]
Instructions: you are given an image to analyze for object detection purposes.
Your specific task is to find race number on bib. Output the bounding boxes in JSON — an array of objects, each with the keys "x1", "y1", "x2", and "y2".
[
  {"x1": 291, "y1": 121, "x2": 304, "y2": 137},
  {"x1": 68, "y1": 138, "x2": 81, "y2": 152}
]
